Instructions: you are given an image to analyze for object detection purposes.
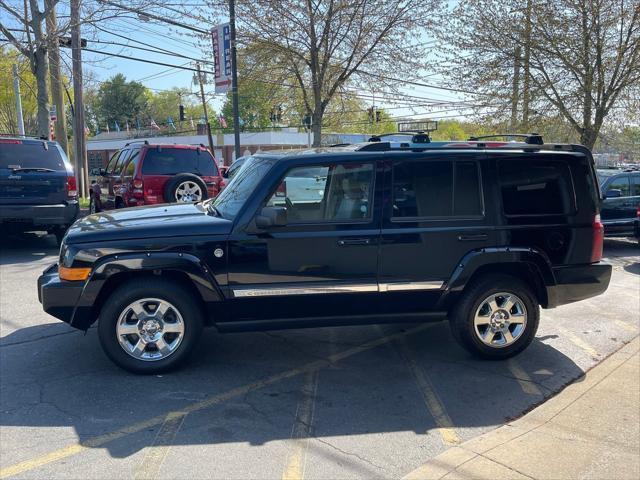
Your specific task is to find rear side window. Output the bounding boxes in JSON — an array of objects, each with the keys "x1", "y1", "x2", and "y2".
[
  {"x1": 607, "y1": 176, "x2": 631, "y2": 197},
  {"x1": 123, "y1": 150, "x2": 140, "y2": 176},
  {"x1": 499, "y1": 160, "x2": 575, "y2": 216},
  {"x1": 0, "y1": 141, "x2": 65, "y2": 170},
  {"x1": 392, "y1": 160, "x2": 483, "y2": 218},
  {"x1": 631, "y1": 175, "x2": 640, "y2": 196},
  {"x1": 142, "y1": 148, "x2": 218, "y2": 176},
  {"x1": 112, "y1": 150, "x2": 130, "y2": 175}
]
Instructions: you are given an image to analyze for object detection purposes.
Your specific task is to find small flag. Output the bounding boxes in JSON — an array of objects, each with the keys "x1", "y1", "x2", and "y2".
[
  {"x1": 96, "y1": 124, "x2": 100, "y2": 134},
  {"x1": 126, "y1": 122, "x2": 130, "y2": 133},
  {"x1": 114, "y1": 121, "x2": 120, "y2": 132},
  {"x1": 136, "y1": 118, "x2": 141, "y2": 130},
  {"x1": 167, "y1": 117, "x2": 176, "y2": 130},
  {"x1": 150, "y1": 119, "x2": 160, "y2": 130},
  {"x1": 84, "y1": 126, "x2": 90, "y2": 136},
  {"x1": 218, "y1": 115, "x2": 228, "y2": 128},
  {"x1": 190, "y1": 117, "x2": 195, "y2": 129},
  {"x1": 106, "y1": 123, "x2": 110, "y2": 133}
]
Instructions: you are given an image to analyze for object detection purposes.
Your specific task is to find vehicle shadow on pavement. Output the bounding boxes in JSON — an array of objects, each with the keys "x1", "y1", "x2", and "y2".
[
  {"x1": 624, "y1": 262, "x2": 639, "y2": 275},
  {"x1": 0, "y1": 320, "x2": 585, "y2": 461},
  {"x1": 0, "y1": 232, "x2": 58, "y2": 266}
]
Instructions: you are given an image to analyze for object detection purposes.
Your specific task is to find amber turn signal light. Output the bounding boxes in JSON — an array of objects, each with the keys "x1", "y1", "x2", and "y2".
[{"x1": 59, "y1": 266, "x2": 92, "y2": 281}]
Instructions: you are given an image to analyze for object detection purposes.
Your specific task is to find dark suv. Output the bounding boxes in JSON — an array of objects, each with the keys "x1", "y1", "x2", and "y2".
[
  {"x1": 0, "y1": 137, "x2": 79, "y2": 244},
  {"x1": 89, "y1": 142, "x2": 222, "y2": 212},
  {"x1": 597, "y1": 168, "x2": 640, "y2": 237},
  {"x1": 38, "y1": 134, "x2": 611, "y2": 373}
]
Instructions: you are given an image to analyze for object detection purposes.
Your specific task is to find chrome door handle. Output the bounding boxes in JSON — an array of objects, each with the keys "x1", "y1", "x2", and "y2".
[
  {"x1": 338, "y1": 238, "x2": 371, "y2": 246},
  {"x1": 458, "y1": 234, "x2": 488, "y2": 242}
]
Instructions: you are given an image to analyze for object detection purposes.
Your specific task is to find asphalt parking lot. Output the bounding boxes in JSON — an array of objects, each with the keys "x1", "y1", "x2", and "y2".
[{"x1": 1, "y1": 233, "x2": 638, "y2": 480}]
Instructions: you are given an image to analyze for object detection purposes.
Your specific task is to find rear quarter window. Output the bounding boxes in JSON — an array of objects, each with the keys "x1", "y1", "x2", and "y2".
[{"x1": 499, "y1": 159, "x2": 576, "y2": 216}]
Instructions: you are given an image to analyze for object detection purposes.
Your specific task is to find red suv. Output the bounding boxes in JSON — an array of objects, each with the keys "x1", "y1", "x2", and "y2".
[{"x1": 89, "y1": 142, "x2": 221, "y2": 212}]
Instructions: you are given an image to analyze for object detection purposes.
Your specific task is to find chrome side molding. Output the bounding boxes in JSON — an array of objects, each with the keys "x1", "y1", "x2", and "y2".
[{"x1": 232, "y1": 281, "x2": 443, "y2": 298}]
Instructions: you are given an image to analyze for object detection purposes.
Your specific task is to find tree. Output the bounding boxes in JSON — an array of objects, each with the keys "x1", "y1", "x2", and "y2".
[
  {"x1": 218, "y1": 0, "x2": 442, "y2": 146},
  {"x1": 0, "y1": 0, "x2": 60, "y2": 137},
  {"x1": 95, "y1": 74, "x2": 148, "y2": 128},
  {"x1": 145, "y1": 87, "x2": 202, "y2": 129},
  {"x1": 0, "y1": 46, "x2": 38, "y2": 134},
  {"x1": 438, "y1": 0, "x2": 640, "y2": 149}
]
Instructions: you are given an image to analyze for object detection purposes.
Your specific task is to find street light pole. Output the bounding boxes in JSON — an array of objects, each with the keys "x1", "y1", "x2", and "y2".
[
  {"x1": 12, "y1": 64, "x2": 25, "y2": 135},
  {"x1": 229, "y1": 0, "x2": 241, "y2": 160}
]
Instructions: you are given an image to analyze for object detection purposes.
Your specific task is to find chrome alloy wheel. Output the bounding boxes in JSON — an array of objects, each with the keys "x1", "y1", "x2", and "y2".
[
  {"x1": 116, "y1": 298, "x2": 185, "y2": 361},
  {"x1": 175, "y1": 181, "x2": 203, "y2": 202},
  {"x1": 473, "y1": 292, "x2": 527, "y2": 348}
]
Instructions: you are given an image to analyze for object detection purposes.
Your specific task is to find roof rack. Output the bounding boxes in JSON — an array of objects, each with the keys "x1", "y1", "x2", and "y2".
[
  {"x1": 368, "y1": 131, "x2": 432, "y2": 144},
  {"x1": 124, "y1": 140, "x2": 149, "y2": 146},
  {"x1": 468, "y1": 133, "x2": 544, "y2": 145}
]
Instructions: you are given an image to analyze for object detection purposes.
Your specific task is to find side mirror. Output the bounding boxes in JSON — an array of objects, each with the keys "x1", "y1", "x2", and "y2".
[
  {"x1": 255, "y1": 206, "x2": 287, "y2": 228},
  {"x1": 604, "y1": 189, "x2": 622, "y2": 199}
]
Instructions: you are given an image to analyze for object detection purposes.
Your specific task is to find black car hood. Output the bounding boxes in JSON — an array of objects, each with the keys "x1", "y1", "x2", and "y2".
[{"x1": 65, "y1": 202, "x2": 232, "y2": 244}]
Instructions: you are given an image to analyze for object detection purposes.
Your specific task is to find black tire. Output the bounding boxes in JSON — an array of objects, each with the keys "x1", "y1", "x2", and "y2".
[
  {"x1": 98, "y1": 278, "x2": 204, "y2": 374},
  {"x1": 449, "y1": 274, "x2": 539, "y2": 359},
  {"x1": 164, "y1": 173, "x2": 208, "y2": 204}
]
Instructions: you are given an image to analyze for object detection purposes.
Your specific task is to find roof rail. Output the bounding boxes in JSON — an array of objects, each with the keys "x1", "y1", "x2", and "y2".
[
  {"x1": 124, "y1": 140, "x2": 149, "y2": 147},
  {"x1": 468, "y1": 133, "x2": 544, "y2": 145},
  {"x1": 368, "y1": 131, "x2": 431, "y2": 144}
]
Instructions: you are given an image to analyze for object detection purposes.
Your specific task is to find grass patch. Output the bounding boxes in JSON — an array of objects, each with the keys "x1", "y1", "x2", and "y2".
[{"x1": 79, "y1": 197, "x2": 90, "y2": 208}]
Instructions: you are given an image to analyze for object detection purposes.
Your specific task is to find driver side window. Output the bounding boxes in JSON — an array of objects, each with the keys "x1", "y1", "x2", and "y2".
[{"x1": 267, "y1": 163, "x2": 374, "y2": 223}]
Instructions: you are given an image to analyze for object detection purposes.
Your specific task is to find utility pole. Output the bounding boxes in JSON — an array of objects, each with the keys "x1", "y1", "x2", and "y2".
[
  {"x1": 229, "y1": 0, "x2": 241, "y2": 159},
  {"x1": 12, "y1": 64, "x2": 25, "y2": 135},
  {"x1": 511, "y1": 46, "x2": 521, "y2": 131},
  {"x1": 45, "y1": 0, "x2": 68, "y2": 155},
  {"x1": 196, "y1": 62, "x2": 215, "y2": 154},
  {"x1": 71, "y1": 0, "x2": 87, "y2": 197},
  {"x1": 521, "y1": 0, "x2": 532, "y2": 131}
]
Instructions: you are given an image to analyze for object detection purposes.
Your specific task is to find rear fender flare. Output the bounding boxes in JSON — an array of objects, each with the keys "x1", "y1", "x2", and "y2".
[
  {"x1": 70, "y1": 252, "x2": 222, "y2": 329},
  {"x1": 441, "y1": 247, "x2": 556, "y2": 306}
]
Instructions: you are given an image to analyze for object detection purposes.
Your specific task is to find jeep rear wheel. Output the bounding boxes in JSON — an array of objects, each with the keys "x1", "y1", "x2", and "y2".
[
  {"x1": 98, "y1": 278, "x2": 204, "y2": 374},
  {"x1": 449, "y1": 274, "x2": 539, "y2": 359}
]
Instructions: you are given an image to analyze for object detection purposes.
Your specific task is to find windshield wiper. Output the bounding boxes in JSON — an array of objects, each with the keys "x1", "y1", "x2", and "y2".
[{"x1": 11, "y1": 167, "x2": 56, "y2": 173}]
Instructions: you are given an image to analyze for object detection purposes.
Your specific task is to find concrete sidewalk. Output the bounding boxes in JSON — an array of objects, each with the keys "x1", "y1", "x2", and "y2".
[{"x1": 404, "y1": 336, "x2": 640, "y2": 480}]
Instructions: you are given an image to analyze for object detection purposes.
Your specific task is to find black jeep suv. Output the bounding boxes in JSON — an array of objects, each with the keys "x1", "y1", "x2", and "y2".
[
  {"x1": 1, "y1": 137, "x2": 79, "y2": 244},
  {"x1": 38, "y1": 134, "x2": 611, "y2": 373}
]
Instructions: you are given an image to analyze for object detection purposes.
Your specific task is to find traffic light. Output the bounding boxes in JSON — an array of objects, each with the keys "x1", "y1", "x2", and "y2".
[
  {"x1": 179, "y1": 105, "x2": 185, "y2": 122},
  {"x1": 375, "y1": 110, "x2": 382, "y2": 123},
  {"x1": 367, "y1": 107, "x2": 374, "y2": 123}
]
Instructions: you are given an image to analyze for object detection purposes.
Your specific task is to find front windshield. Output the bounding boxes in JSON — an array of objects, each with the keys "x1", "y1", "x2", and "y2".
[{"x1": 211, "y1": 155, "x2": 275, "y2": 219}]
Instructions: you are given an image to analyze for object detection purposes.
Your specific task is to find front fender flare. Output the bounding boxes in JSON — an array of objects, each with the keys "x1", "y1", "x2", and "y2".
[{"x1": 70, "y1": 252, "x2": 222, "y2": 330}]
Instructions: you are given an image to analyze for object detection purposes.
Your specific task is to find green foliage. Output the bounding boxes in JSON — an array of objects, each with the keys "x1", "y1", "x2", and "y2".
[
  {"x1": 0, "y1": 47, "x2": 38, "y2": 135},
  {"x1": 220, "y1": 78, "x2": 285, "y2": 131},
  {"x1": 95, "y1": 74, "x2": 148, "y2": 128}
]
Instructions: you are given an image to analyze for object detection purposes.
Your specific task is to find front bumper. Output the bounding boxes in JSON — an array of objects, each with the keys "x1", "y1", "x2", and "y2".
[
  {"x1": 38, "y1": 263, "x2": 91, "y2": 330},
  {"x1": 1, "y1": 202, "x2": 79, "y2": 228},
  {"x1": 547, "y1": 262, "x2": 612, "y2": 308}
]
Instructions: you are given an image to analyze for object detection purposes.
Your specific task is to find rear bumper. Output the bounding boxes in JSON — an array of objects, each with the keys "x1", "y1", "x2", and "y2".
[
  {"x1": 37, "y1": 263, "x2": 92, "y2": 330},
  {"x1": 547, "y1": 262, "x2": 612, "y2": 308},
  {"x1": 0, "y1": 202, "x2": 79, "y2": 229}
]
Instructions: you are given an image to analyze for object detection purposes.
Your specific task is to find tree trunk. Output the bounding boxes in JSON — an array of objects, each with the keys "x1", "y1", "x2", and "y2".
[
  {"x1": 32, "y1": 46, "x2": 51, "y2": 139},
  {"x1": 311, "y1": 109, "x2": 323, "y2": 147}
]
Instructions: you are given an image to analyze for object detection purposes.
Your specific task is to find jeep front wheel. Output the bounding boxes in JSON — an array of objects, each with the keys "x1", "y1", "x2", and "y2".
[
  {"x1": 449, "y1": 274, "x2": 539, "y2": 359},
  {"x1": 98, "y1": 278, "x2": 204, "y2": 373}
]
